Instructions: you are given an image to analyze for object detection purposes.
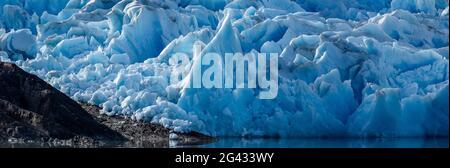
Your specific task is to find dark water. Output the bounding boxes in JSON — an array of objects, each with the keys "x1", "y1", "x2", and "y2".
[
  {"x1": 181, "y1": 138, "x2": 449, "y2": 148},
  {"x1": 1, "y1": 138, "x2": 448, "y2": 148}
]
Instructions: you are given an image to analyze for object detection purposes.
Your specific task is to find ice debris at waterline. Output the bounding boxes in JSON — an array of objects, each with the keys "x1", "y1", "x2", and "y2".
[{"x1": 0, "y1": 0, "x2": 448, "y2": 138}]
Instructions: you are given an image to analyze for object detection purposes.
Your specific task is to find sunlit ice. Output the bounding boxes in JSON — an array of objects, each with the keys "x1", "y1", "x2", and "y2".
[{"x1": 169, "y1": 43, "x2": 279, "y2": 99}]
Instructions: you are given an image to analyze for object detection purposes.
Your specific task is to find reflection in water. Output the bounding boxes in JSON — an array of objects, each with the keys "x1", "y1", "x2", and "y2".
[
  {"x1": 0, "y1": 138, "x2": 168, "y2": 148},
  {"x1": 1, "y1": 138, "x2": 448, "y2": 148},
  {"x1": 183, "y1": 138, "x2": 449, "y2": 148}
]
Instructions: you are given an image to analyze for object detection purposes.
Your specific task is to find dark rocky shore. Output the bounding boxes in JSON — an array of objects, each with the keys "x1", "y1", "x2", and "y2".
[
  {"x1": 82, "y1": 103, "x2": 215, "y2": 147},
  {"x1": 0, "y1": 62, "x2": 214, "y2": 147}
]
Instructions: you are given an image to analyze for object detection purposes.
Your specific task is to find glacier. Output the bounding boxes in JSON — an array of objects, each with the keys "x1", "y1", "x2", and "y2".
[{"x1": 0, "y1": 0, "x2": 448, "y2": 138}]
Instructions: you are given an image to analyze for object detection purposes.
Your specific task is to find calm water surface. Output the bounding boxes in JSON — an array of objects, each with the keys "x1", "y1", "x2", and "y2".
[
  {"x1": 1, "y1": 138, "x2": 448, "y2": 148},
  {"x1": 180, "y1": 138, "x2": 449, "y2": 148}
]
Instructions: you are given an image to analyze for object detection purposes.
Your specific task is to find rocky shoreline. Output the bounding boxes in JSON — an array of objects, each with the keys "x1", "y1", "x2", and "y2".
[
  {"x1": 0, "y1": 62, "x2": 215, "y2": 148},
  {"x1": 81, "y1": 103, "x2": 216, "y2": 147}
]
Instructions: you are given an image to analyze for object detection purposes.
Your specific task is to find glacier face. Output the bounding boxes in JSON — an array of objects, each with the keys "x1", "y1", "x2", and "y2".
[{"x1": 0, "y1": 0, "x2": 448, "y2": 138}]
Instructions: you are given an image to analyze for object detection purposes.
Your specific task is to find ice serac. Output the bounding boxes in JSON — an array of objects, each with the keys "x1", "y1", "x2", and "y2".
[
  {"x1": 106, "y1": 2, "x2": 198, "y2": 63},
  {"x1": 54, "y1": 36, "x2": 90, "y2": 58},
  {"x1": 176, "y1": 10, "x2": 244, "y2": 136},
  {"x1": 348, "y1": 88, "x2": 404, "y2": 137},
  {"x1": 157, "y1": 28, "x2": 214, "y2": 63},
  {"x1": 391, "y1": 0, "x2": 437, "y2": 14},
  {"x1": 1, "y1": 0, "x2": 448, "y2": 138},
  {"x1": 0, "y1": 29, "x2": 36, "y2": 59},
  {"x1": 348, "y1": 83, "x2": 449, "y2": 137},
  {"x1": 180, "y1": 0, "x2": 230, "y2": 11},
  {"x1": 184, "y1": 5, "x2": 219, "y2": 29},
  {"x1": 201, "y1": 10, "x2": 242, "y2": 54},
  {"x1": 313, "y1": 69, "x2": 357, "y2": 123},
  {"x1": 1, "y1": 5, "x2": 30, "y2": 31},
  {"x1": 241, "y1": 19, "x2": 287, "y2": 52},
  {"x1": 0, "y1": 0, "x2": 70, "y2": 18}
]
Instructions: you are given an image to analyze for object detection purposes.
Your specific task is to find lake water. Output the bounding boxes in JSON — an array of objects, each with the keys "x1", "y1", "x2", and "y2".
[
  {"x1": 179, "y1": 138, "x2": 449, "y2": 148},
  {"x1": 1, "y1": 138, "x2": 448, "y2": 148}
]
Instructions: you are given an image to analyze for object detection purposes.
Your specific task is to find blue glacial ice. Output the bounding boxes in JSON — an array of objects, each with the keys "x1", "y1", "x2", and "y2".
[{"x1": 0, "y1": 0, "x2": 448, "y2": 138}]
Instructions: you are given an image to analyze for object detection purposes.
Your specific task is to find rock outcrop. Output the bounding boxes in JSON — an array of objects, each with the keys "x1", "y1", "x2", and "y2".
[{"x1": 0, "y1": 62, "x2": 124, "y2": 141}]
